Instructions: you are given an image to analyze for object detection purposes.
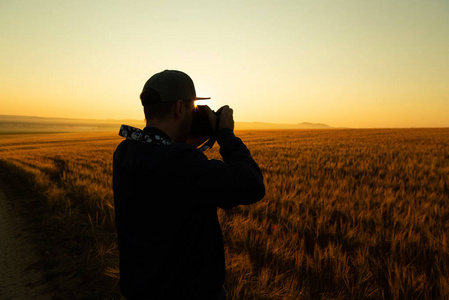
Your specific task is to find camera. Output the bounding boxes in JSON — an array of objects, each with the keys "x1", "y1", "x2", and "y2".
[{"x1": 190, "y1": 105, "x2": 220, "y2": 136}]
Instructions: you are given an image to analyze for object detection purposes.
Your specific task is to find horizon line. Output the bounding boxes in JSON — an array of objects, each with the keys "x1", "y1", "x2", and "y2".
[{"x1": 1, "y1": 113, "x2": 449, "y2": 130}]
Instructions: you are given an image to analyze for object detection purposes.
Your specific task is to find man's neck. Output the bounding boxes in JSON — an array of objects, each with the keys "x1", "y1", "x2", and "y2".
[{"x1": 146, "y1": 120, "x2": 179, "y2": 143}]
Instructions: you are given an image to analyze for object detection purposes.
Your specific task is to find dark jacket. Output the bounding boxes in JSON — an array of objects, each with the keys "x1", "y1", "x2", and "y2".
[{"x1": 113, "y1": 127, "x2": 265, "y2": 299}]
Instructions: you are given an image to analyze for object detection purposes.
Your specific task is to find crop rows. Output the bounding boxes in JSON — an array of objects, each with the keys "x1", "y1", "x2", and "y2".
[{"x1": 0, "y1": 129, "x2": 448, "y2": 299}]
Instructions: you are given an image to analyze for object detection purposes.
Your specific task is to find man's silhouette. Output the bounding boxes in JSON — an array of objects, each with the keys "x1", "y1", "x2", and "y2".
[{"x1": 113, "y1": 70, "x2": 265, "y2": 299}]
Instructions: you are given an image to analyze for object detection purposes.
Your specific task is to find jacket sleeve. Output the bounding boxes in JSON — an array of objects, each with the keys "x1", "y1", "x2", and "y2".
[{"x1": 188, "y1": 128, "x2": 265, "y2": 210}]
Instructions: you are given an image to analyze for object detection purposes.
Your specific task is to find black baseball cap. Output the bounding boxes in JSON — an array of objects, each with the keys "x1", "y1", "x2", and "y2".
[{"x1": 141, "y1": 70, "x2": 210, "y2": 106}]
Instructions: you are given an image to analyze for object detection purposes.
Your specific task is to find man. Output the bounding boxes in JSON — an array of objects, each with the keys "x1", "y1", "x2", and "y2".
[{"x1": 113, "y1": 70, "x2": 265, "y2": 299}]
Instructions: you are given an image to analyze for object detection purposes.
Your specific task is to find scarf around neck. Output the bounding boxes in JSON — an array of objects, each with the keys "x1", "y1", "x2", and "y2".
[{"x1": 118, "y1": 124, "x2": 174, "y2": 146}]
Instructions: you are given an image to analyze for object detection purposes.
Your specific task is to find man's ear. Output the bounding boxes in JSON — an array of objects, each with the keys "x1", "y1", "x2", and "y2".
[{"x1": 173, "y1": 100, "x2": 184, "y2": 119}]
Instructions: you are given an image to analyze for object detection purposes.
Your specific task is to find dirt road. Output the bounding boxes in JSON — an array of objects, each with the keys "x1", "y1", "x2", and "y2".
[{"x1": 0, "y1": 185, "x2": 52, "y2": 299}]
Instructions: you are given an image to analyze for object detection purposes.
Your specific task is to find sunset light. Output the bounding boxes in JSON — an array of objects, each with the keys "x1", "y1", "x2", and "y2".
[
  {"x1": 1, "y1": 0, "x2": 448, "y2": 128},
  {"x1": 1, "y1": 2, "x2": 449, "y2": 298}
]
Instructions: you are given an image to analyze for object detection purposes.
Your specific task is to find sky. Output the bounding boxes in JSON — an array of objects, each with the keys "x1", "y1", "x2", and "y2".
[{"x1": 1, "y1": 0, "x2": 448, "y2": 128}]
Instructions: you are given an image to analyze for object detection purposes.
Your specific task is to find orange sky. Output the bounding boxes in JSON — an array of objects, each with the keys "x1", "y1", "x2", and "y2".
[{"x1": 1, "y1": 0, "x2": 448, "y2": 128}]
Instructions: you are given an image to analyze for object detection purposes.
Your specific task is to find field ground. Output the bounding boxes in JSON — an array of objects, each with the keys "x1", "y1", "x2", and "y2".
[
  {"x1": 0, "y1": 128, "x2": 448, "y2": 299},
  {"x1": 0, "y1": 177, "x2": 52, "y2": 299}
]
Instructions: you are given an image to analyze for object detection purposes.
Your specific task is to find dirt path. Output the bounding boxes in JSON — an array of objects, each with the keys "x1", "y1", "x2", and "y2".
[{"x1": 0, "y1": 185, "x2": 53, "y2": 300}]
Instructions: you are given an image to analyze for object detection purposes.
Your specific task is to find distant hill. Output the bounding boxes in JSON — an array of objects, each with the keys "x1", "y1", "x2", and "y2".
[{"x1": 0, "y1": 115, "x2": 333, "y2": 133}]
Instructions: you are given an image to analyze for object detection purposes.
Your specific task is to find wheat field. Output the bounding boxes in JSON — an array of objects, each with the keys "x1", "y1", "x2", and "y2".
[{"x1": 0, "y1": 129, "x2": 448, "y2": 299}]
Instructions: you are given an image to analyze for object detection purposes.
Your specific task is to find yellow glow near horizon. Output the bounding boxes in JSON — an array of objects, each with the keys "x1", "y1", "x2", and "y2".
[{"x1": 1, "y1": 0, "x2": 448, "y2": 128}]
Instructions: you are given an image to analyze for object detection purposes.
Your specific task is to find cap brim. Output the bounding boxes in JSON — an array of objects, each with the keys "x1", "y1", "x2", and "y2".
[{"x1": 195, "y1": 97, "x2": 211, "y2": 100}]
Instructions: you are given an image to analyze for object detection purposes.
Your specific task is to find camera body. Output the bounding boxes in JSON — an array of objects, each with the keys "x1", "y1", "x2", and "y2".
[{"x1": 190, "y1": 105, "x2": 220, "y2": 136}]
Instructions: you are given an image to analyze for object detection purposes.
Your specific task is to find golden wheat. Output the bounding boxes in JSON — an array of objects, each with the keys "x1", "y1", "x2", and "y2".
[{"x1": 0, "y1": 129, "x2": 448, "y2": 299}]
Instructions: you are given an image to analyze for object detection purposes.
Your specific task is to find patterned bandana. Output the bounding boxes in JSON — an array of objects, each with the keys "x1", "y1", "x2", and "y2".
[
  {"x1": 118, "y1": 124, "x2": 215, "y2": 152},
  {"x1": 118, "y1": 124, "x2": 174, "y2": 146}
]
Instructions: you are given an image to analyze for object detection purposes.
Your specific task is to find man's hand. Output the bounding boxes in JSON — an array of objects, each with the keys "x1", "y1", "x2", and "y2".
[{"x1": 217, "y1": 105, "x2": 234, "y2": 131}]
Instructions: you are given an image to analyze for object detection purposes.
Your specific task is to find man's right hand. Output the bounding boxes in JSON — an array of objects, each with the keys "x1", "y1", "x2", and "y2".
[{"x1": 218, "y1": 105, "x2": 234, "y2": 131}]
